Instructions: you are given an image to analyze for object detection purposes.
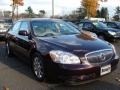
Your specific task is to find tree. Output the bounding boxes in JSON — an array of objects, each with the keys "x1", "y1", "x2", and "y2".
[
  {"x1": 25, "y1": 6, "x2": 35, "y2": 18},
  {"x1": 100, "y1": 7, "x2": 109, "y2": 20},
  {"x1": 76, "y1": 7, "x2": 87, "y2": 19},
  {"x1": 39, "y1": 10, "x2": 46, "y2": 17},
  {"x1": 19, "y1": 13, "x2": 28, "y2": 18},
  {"x1": 3, "y1": 11, "x2": 12, "y2": 18},
  {"x1": 96, "y1": 10, "x2": 101, "y2": 18},
  {"x1": 81, "y1": 0, "x2": 99, "y2": 18},
  {"x1": 10, "y1": 0, "x2": 24, "y2": 19},
  {"x1": 81, "y1": 0, "x2": 107, "y2": 19},
  {"x1": 113, "y1": 6, "x2": 120, "y2": 21},
  {"x1": 113, "y1": 15, "x2": 119, "y2": 21},
  {"x1": 61, "y1": 7, "x2": 86, "y2": 21},
  {"x1": 115, "y1": 6, "x2": 120, "y2": 15}
]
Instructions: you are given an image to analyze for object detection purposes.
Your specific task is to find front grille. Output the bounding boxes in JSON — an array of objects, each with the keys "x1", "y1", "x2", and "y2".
[{"x1": 85, "y1": 49, "x2": 114, "y2": 64}]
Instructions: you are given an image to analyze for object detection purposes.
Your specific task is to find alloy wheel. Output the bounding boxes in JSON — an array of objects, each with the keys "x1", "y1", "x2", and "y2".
[
  {"x1": 6, "y1": 43, "x2": 10, "y2": 55},
  {"x1": 33, "y1": 56, "x2": 44, "y2": 80}
]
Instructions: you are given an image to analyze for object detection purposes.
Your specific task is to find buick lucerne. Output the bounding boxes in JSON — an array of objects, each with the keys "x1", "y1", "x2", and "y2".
[{"x1": 5, "y1": 18, "x2": 119, "y2": 84}]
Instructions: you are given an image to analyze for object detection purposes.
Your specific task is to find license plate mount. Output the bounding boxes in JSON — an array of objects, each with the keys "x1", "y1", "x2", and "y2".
[{"x1": 100, "y1": 65, "x2": 111, "y2": 76}]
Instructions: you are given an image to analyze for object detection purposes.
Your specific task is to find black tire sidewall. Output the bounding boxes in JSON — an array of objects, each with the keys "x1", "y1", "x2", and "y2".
[
  {"x1": 6, "y1": 42, "x2": 13, "y2": 56},
  {"x1": 32, "y1": 53, "x2": 45, "y2": 81}
]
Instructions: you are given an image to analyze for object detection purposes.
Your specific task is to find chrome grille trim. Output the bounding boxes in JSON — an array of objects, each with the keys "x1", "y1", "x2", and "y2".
[{"x1": 85, "y1": 49, "x2": 114, "y2": 64}]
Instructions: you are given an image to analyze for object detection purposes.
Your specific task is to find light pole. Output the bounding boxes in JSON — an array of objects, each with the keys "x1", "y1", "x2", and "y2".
[
  {"x1": 16, "y1": 4, "x2": 18, "y2": 20},
  {"x1": 52, "y1": 0, "x2": 54, "y2": 17}
]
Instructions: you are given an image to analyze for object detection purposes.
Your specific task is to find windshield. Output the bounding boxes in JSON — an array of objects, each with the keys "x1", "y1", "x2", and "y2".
[
  {"x1": 31, "y1": 20, "x2": 80, "y2": 37},
  {"x1": 93, "y1": 22, "x2": 108, "y2": 29}
]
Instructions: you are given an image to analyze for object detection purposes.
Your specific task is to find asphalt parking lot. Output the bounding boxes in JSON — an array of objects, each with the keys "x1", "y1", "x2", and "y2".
[{"x1": 0, "y1": 41, "x2": 119, "y2": 90}]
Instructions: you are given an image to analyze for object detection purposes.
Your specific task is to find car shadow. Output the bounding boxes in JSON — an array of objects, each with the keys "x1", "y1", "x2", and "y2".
[
  {"x1": 48, "y1": 80, "x2": 120, "y2": 90},
  {"x1": 0, "y1": 42, "x2": 62, "y2": 84},
  {"x1": 0, "y1": 42, "x2": 36, "y2": 80}
]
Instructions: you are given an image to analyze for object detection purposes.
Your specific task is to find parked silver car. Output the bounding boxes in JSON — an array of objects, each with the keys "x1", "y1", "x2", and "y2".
[{"x1": 0, "y1": 18, "x2": 13, "y2": 38}]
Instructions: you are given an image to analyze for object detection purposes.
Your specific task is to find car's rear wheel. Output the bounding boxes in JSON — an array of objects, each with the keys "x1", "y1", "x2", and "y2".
[
  {"x1": 32, "y1": 53, "x2": 45, "y2": 81},
  {"x1": 6, "y1": 42, "x2": 13, "y2": 56}
]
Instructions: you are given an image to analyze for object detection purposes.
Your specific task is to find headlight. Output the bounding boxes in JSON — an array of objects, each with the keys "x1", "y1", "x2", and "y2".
[
  {"x1": 111, "y1": 44, "x2": 117, "y2": 54},
  {"x1": 108, "y1": 31, "x2": 116, "y2": 35},
  {"x1": 111, "y1": 44, "x2": 119, "y2": 59},
  {"x1": 50, "y1": 50, "x2": 81, "y2": 64}
]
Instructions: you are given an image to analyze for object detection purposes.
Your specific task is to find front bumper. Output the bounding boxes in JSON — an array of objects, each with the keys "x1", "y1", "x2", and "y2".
[
  {"x1": 46, "y1": 58, "x2": 119, "y2": 84},
  {"x1": 107, "y1": 34, "x2": 120, "y2": 40},
  {"x1": 112, "y1": 35, "x2": 120, "y2": 39}
]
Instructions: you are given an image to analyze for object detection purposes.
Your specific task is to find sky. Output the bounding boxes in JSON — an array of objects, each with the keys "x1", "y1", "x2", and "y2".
[{"x1": 0, "y1": 0, "x2": 120, "y2": 17}]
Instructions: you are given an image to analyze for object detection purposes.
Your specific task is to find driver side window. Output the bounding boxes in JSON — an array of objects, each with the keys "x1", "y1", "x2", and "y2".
[
  {"x1": 32, "y1": 22, "x2": 46, "y2": 36},
  {"x1": 83, "y1": 23, "x2": 94, "y2": 29}
]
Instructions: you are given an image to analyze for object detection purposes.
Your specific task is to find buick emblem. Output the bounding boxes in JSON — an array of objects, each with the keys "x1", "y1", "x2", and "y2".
[{"x1": 99, "y1": 53, "x2": 106, "y2": 61}]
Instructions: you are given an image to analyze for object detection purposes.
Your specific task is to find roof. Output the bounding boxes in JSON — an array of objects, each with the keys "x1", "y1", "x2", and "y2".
[
  {"x1": 18, "y1": 18, "x2": 62, "y2": 22},
  {"x1": 105, "y1": 21, "x2": 119, "y2": 23}
]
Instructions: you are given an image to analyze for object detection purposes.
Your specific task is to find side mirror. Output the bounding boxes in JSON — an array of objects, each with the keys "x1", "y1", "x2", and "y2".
[{"x1": 18, "y1": 30, "x2": 29, "y2": 36}]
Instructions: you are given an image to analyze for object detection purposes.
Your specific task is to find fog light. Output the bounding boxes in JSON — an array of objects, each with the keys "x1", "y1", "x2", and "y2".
[{"x1": 80, "y1": 73, "x2": 96, "y2": 81}]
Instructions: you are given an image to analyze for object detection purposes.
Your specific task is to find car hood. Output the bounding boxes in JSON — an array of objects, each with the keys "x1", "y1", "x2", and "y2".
[{"x1": 37, "y1": 33, "x2": 111, "y2": 56}]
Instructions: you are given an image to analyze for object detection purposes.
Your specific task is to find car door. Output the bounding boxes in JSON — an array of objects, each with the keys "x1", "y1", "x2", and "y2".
[
  {"x1": 15, "y1": 21, "x2": 32, "y2": 58},
  {"x1": 8, "y1": 21, "x2": 21, "y2": 53}
]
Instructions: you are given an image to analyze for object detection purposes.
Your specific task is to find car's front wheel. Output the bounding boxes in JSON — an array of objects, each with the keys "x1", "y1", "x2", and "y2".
[{"x1": 32, "y1": 53, "x2": 45, "y2": 81}]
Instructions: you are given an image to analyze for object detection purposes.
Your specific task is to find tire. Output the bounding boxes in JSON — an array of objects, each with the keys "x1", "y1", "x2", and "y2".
[
  {"x1": 98, "y1": 35, "x2": 105, "y2": 40},
  {"x1": 6, "y1": 42, "x2": 13, "y2": 57},
  {"x1": 32, "y1": 53, "x2": 45, "y2": 81}
]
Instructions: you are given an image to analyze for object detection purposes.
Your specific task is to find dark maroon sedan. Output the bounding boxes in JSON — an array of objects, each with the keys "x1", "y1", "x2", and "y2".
[{"x1": 5, "y1": 18, "x2": 119, "y2": 84}]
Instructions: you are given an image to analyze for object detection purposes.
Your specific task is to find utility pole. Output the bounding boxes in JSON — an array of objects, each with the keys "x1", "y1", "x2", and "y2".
[
  {"x1": 16, "y1": 4, "x2": 18, "y2": 20},
  {"x1": 52, "y1": 0, "x2": 54, "y2": 17},
  {"x1": 11, "y1": 0, "x2": 15, "y2": 20}
]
